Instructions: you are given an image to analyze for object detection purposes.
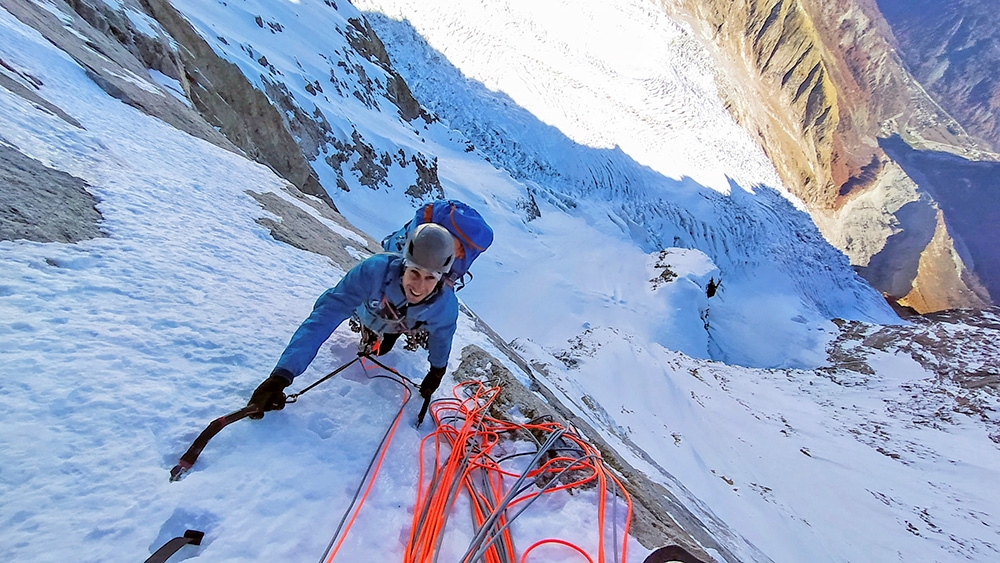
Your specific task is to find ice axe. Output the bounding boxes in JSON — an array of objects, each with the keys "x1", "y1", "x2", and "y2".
[
  {"x1": 415, "y1": 395, "x2": 431, "y2": 428},
  {"x1": 169, "y1": 356, "x2": 361, "y2": 481},
  {"x1": 144, "y1": 529, "x2": 204, "y2": 563}
]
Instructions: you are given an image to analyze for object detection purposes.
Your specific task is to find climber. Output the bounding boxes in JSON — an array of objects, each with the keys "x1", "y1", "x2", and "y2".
[
  {"x1": 706, "y1": 277, "x2": 720, "y2": 298},
  {"x1": 246, "y1": 223, "x2": 460, "y2": 419}
]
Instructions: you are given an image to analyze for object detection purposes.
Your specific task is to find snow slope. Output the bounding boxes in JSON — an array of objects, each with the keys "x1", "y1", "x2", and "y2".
[
  {"x1": 0, "y1": 6, "x2": 631, "y2": 561},
  {"x1": 3, "y1": 1, "x2": 999, "y2": 562},
  {"x1": 347, "y1": 0, "x2": 900, "y2": 361},
  {"x1": 166, "y1": 0, "x2": 899, "y2": 369}
]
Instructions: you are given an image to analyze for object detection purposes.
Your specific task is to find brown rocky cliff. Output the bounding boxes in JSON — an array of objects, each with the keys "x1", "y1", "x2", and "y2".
[
  {"x1": 744, "y1": 0, "x2": 841, "y2": 204},
  {"x1": 663, "y1": 0, "x2": 994, "y2": 312},
  {"x1": 799, "y1": 0, "x2": 987, "y2": 174},
  {"x1": 897, "y1": 209, "x2": 992, "y2": 313},
  {"x1": 667, "y1": 0, "x2": 841, "y2": 207},
  {"x1": 664, "y1": 0, "x2": 974, "y2": 206}
]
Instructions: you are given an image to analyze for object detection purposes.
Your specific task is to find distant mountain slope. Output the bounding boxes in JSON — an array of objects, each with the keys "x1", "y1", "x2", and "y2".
[{"x1": 877, "y1": 0, "x2": 1000, "y2": 152}]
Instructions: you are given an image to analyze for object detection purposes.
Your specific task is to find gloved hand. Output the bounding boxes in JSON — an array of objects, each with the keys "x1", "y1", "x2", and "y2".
[
  {"x1": 419, "y1": 365, "x2": 446, "y2": 400},
  {"x1": 247, "y1": 373, "x2": 291, "y2": 419}
]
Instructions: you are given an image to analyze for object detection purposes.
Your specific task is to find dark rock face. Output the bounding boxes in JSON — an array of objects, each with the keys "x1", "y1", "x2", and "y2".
[
  {"x1": 876, "y1": 0, "x2": 1000, "y2": 152},
  {"x1": 343, "y1": 17, "x2": 428, "y2": 123},
  {"x1": 2, "y1": 0, "x2": 446, "y2": 263},
  {"x1": 137, "y1": 0, "x2": 334, "y2": 209},
  {"x1": 248, "y1": 186, "x2": 380, "y2": 273},
  {"x1": 878, "y1": 135, "x2": 998, "y2": 307},
  {"x1": 3, "y1": 0, "x2": 335, "y2": 207},
  {"x1": 0, "y1": 145, "x2": 105, "y2": 243},
  {"x1": 2, "y1": 0, "x2": 233, "y2": 152}
]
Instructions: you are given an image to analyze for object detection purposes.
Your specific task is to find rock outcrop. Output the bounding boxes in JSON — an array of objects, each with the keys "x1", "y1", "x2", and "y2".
[
  {"x1": 137, "y1": 0, "x2": 335, "y2": 208},
  {"x1": 0, "y1": 144, "x2": 105, "y2": 243},
  {"x1": 2, "y1": 0, "x2": 338, "y2": 208},
  {"x1": 2, "y1": 0, "x2": 234, "y2": 152},
  {"x1": 248, "y1": 185, "x2": 381, "y2": 274}
]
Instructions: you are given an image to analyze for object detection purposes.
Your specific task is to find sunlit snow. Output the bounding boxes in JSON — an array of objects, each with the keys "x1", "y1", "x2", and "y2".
[{"x1": 2, "y1": 1, "x2": 998, "y2": 563}]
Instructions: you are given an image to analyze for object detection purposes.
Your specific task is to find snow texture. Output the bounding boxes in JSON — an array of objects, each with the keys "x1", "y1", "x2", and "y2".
[{"x1": 2, "y1": 1, "x2": 998, "y2": 562}]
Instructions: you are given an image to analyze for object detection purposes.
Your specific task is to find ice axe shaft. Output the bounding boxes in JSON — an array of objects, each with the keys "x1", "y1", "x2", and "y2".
[
  {"x1": 144, "y1": 529, "x2": 204, "y2": 563},
  {"x1": 169, "y1": 406, "x2": 256, "y2": 482},
  {"x1": 170, "y1": 357, "x2": 362, "y2": 482},
  {"x1": 415, "y1": 395, "x2": 431, "y2": 428}
]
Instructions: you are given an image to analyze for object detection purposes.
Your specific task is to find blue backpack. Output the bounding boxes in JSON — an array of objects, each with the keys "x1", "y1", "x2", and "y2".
[{"x1": 382, "y1": 200, "x2": 494, "y2": 289}]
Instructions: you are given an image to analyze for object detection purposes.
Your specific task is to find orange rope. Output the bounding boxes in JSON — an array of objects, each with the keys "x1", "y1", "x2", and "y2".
[
  {"x1": 520, "y1": 538, "x2": 596, "y2": 563},
  {"x1": 404, "y1": 381, "x2": 632, "y2": 563},
  {"x1": 319, "y1": 376, "x2": 632, "y2": 563},
  {"x1": 321, "y1": 364, "x2": 410, "y2": 563}
]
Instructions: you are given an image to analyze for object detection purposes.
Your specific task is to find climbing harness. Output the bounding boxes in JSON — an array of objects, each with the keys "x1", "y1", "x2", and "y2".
[{"x1": 350, "y1": 314, "x2": 431, "y2": 353}]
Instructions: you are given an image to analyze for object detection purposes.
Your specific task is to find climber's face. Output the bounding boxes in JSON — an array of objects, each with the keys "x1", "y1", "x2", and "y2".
[{"x1": 402, "y1": 266, "x2": 440, "y2": 304}]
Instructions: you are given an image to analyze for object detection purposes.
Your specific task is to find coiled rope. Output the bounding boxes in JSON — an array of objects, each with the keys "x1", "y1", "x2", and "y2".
[
  {"x1": 404, "y1": 381, "x2": 632, "y2": 563},
  {"x1": 318, "y1": 375, "x2": 632, "y2": 563}
]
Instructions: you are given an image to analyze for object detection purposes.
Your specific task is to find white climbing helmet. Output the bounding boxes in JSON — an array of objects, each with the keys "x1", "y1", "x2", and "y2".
[{"x1": 404, "y1": 223, "x2": 456, "y2": 276}]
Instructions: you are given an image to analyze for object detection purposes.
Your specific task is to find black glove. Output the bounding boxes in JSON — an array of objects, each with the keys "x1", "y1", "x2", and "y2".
[
  {"x1": 247, "y1": 372, "x2": 291, "y2": 419},
  {"x1": 377, "y1": 333, "x2": 400, "y2": 355},
  {"x1": 419, "y1": 365, "x2": 446, "y2": 400}
]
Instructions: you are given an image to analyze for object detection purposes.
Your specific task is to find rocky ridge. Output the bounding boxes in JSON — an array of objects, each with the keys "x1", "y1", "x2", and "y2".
[
  {"x1": 5, "y1": 0, "x2": 444, "y2": 211},
  {"x1": 1, "y1": 0, "x2": 450, "y2": 263},
  {"x1": 825, "y1": 307, "x2": 1000, "y2": 445}
]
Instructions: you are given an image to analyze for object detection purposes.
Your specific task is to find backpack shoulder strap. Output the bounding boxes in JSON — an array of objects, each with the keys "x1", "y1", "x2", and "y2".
[{"x1": 448, "y1": 203, "x2": 488, "y2": 252}]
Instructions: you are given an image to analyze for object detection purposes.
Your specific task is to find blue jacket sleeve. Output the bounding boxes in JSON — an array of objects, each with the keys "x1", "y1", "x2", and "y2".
[
  {"x1": 273, "y1": 257, "x2": 387, "y2": 380},
  {"x1": 425, "y1": 292, "x2": 459, "y2": 370}
]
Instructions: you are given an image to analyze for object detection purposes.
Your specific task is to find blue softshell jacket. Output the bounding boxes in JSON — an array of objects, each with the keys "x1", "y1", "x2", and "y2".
[{"x1": 273, "y1": 253, "x2": 459, "y2": 380}]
